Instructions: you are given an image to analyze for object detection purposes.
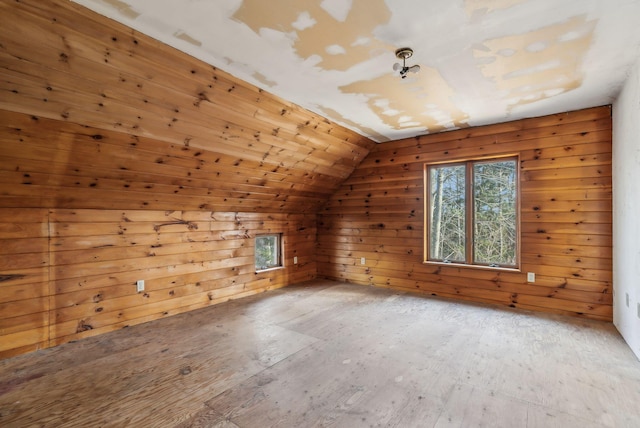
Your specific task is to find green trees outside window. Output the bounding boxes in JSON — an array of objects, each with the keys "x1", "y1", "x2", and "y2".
[
  {"x1": 427, "y1": 157, "x2": 518, "y2": 268},
  {"x1": 255, "y1": 234, "x2": 281, "y2": 271}
]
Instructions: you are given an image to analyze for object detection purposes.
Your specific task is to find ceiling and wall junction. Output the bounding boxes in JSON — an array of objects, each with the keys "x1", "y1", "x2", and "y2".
[{"x1": 73, "y1": 0, "x2": 640, "y2": 141}]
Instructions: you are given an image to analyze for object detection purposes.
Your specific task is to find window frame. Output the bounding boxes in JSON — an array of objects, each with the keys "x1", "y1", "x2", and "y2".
[
  {"x1": 255, "y1": 233, "x2": 283, "y2": 272},
  {"x1": 423, "y1": 154, "x2": 520, "y2": 271}
]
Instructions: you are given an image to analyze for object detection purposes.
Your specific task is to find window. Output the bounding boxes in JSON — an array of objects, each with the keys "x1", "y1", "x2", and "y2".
[
  {"x1": 425, "y1": 156, "x2": 518, "y2": 268},
  {"x1": 255, "y1": 234, "x2": 282, "y2": 271}
]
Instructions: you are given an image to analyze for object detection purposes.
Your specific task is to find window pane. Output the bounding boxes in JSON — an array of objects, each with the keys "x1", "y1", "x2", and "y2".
[
  {"x1": 255, "y1": 235, "x2": 280, "y2": 270},
  {"x1": 473, "y1": 160, "x2": 517, "y2": 266},
  {"x1": 429, "y1": 165, "x2": 466, "y2": 262}
]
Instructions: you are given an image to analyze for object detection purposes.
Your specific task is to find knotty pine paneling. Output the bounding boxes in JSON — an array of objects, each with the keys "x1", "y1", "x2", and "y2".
[
  {"x1": 0, "y1": 0, "x2": 373, "y2": 358},
  {"x1": 0, "y1": 111, "x2": 346, "y2": 212},
  {"x1": 318, "y1": 106, "x2": 613, "y2": 320},
  {"x1": 0, "y1": 0, "x2": 374, "y2": 213},
  {"x1": 0, "y1": 209, "x2": 50, "y2": 358},
  {"x1": 0, "y1": 208, "x2": 315, "y2": 358}
]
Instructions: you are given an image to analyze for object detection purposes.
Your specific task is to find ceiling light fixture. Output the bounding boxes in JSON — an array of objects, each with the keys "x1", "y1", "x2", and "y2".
[{"x1": 393, "y1": 47, "x2": 420, "y2": 79}]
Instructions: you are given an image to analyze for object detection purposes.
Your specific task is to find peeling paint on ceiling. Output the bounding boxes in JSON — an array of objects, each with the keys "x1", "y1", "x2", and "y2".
[
  {"x1": 173, "y1": 30, "x2": 202, "y2": 47},
  {"x1": 464, "y1": 0, "x2": 527, "y2": 16},
  {"x1": 474, "y1": 15, "x2": 596, "y2": 111},
  {"x1": 72, "y1": 0, "x2": 640, "y2": 142},
  {"x1": 99, "y1": 0, "x2": 139, "y2": 19}
]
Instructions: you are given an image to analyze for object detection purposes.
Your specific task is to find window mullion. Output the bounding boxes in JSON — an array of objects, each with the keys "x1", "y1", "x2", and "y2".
[{"x1": 466, "y1": 162, "x2": 474, "y2": 264}]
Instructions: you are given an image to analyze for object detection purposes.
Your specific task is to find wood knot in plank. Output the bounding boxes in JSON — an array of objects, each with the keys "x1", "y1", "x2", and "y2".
[
  {"x1": 76, "y1": 320, "x2": 94, "y2": 333},
  {"x1": 153, "y1": 220, "x2": 198, "y2": 231},
  {"x1": 0, "y1": 274, "x2": 26, "y2": 283},
  {"x1": 193, "y1": 91, "x2": 210, "y2": 107}
]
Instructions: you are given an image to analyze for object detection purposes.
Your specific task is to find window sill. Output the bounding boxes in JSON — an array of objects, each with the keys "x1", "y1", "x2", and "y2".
[
  {"x1": 422, "y1": 260, "x2": 520, "y2": 273},
  {"x1": 255, "y1": 266, "x2": 284, "y2": 273}
]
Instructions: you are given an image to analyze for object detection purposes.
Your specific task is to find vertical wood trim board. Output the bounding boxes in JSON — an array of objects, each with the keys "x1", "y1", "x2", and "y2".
[
  {"x1": 318, "y1": 107, "x2": 613, "y2": 321},
  {"x1": 0, "y1": 208, "x2": 316, "y2": 359}
]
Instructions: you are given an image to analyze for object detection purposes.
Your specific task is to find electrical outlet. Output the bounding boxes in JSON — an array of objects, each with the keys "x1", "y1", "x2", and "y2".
[
  {"x1": 527, "y1": 272, "x2": 535, "y2": 283},
  {"x1": 136, "y1": 279, "x2": 145, "y2": 293},
  {"x1": 293, "y1": 256, "x2": 298, "y2": 264},
  {"x1": 626, "y1": 292, "x2": 630, "y2": 307},
  {"x1": 637, "y1": 302, "x2": 640, "y2": 319},
  {"x1": 360, "y1": 257, "x2": 366, "y2": 265}
]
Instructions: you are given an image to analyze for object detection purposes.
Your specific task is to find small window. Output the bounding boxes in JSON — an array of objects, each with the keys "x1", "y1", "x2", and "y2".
[
  {"x1": 255, "y1": 234, "x2": 282, "y2": 271},
  {"x1": 425, "y1": 156, "x2": 519, "y2": 269}
]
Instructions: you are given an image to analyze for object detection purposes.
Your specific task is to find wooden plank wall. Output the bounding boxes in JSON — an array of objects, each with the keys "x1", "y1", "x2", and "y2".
[
  {"x1": 1, "y1": 208, "x2": 315, "y2": 359},
  {"x1": 318, "y1": 107, "x2": 613, "y2": 321},
  {"x1": 47, "y1": 209, "x2": 315, "y2": 350},
  {"x1": 0, "y1": 0, "x2": 373, "y2": 214},
  {"x1": 0, "y1": 0, "x2": 373, "y2": 358},
  {"x1": 0, "y1": 209, "x2": 50, "y2": 357}
]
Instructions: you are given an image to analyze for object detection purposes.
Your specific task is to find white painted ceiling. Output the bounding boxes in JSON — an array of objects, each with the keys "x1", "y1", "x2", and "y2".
[{"x1": 72, "y1": 0, "x2": 640, "y2": 142}]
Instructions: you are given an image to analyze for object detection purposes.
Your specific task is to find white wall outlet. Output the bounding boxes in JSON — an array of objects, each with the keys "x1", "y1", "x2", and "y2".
[
  {"x1": 527, "y1": 272, "x2": 535, "y2": 283},
  {"x1": 293, "y1": 256, "x2": 298, "y2": 264},
  {"x1": 136, "y1": 279, "x2": 145, "y2": 293},
  {"x1": 626, "y1": 292, "x2": 630, "y2": 307},
  {"x1": 360, "y1": 257, "x2": 366, "y2": 265}
]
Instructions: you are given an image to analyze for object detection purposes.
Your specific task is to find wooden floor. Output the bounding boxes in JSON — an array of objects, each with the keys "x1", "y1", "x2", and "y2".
[{"x1": 1, "y1": 280, "x2": 639, "y2": 428}]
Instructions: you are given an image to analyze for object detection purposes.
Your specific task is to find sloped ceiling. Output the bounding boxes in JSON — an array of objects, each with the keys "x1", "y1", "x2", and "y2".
[{"x1": 72, "y1": 0, "x2": 640, "y2": 142}]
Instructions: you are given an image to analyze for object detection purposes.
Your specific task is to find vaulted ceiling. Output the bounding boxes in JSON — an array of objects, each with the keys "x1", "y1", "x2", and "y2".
[
  {"x1": 1, "y1": 0, "x2": 378, "y2": 213},
  {"x1": 72, "y1": 0, "x2": 640, "y2": 142}
]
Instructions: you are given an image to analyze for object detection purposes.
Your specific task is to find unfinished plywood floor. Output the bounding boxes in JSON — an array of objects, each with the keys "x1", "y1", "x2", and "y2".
[{"x1": 1, "y1": 280, "x2": 639, "y2": 427}]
